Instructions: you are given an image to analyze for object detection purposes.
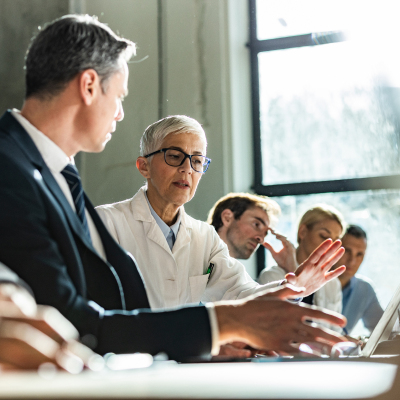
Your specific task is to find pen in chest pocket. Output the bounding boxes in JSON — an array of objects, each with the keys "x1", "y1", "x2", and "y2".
[{"x1": 206, "y1": 263, "x2": 214, "y2": 283}]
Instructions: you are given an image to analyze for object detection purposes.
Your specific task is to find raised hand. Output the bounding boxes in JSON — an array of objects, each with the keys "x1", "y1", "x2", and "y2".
[
  {"x1": 262, "y1": 229, "x2": 298, "y2": 273},
  {"x1": 286, "y1": 239, "x2": 346, "y2": 297}
]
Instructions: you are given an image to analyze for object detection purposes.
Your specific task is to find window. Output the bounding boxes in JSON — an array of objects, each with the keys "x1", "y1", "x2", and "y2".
[{"x1": 249, "y1": 0, "x2": 400, "y2": 333}]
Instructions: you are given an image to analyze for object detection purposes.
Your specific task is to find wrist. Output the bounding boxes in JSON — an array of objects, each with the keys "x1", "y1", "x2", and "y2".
[{"x1": 214, "y1": 302, "x2": 246, "y2": 345}]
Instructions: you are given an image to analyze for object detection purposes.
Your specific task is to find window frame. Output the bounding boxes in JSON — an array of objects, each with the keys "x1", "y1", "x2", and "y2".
[{"x1": 248, "y1": 0, "x2": 400, "y2": 274}]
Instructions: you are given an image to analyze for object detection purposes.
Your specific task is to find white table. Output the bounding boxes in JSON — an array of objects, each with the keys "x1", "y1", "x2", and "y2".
[{"x1": 0, "y1": 359, "x2": 398, "y2": 400}]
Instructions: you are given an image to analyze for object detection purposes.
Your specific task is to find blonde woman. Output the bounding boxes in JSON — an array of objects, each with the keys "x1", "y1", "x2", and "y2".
[{"x1": 259, "y1": 204, "x2": 346, "y2": 319}]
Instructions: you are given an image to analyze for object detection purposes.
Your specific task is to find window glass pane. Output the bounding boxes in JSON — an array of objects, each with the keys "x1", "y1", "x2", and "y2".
[
  {"x1": 264, "y1": 190, "x2": 400, "y2": 317},
  {"x1": 256, "y1": 0, "x2": 346, "y2": 40},
  {"x1": 259, "y1": 40, "x2": 400, "y2": 185},
  {"x1": 256, "y1": 0, "x2": 392, "y2": 41}
]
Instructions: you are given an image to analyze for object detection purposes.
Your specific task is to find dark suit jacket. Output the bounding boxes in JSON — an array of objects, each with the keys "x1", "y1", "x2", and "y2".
[{"x1": 0, "y1": 111, "x2": 212, "y2": 359}]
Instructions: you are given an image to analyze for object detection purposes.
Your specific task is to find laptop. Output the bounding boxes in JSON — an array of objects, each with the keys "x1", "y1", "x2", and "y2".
[{"x1": 360, "y1": 281, "x2": 400, "y2": 357}]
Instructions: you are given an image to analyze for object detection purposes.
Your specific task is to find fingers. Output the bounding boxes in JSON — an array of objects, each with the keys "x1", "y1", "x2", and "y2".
[
  {"x1": 300, "y1": 323, "x2": 346, "y2": 346},
  {"x1": 298, "y1": 303, "x2": 347, "y2": 328},
  {"x1": 285, "y1": 272, "x2": 297, "y2": 286},
  {"x1": 0, "y1": 320, "x2": 59, "y2": 369},
  {"x1": 307, "y1": 239, "x2": 335, "y2": 264},
  {"x1": 325, "y1": 265, "x2": 346, "y2": 281},
  {"x1": 215, "y1": 343, "x2": 252, "y2": 358},
  {"x1": 262, "y1": 241, "x2": 276, "y2": 256},
  {"x1": 312, "y1": 240, "x2": 342, "y2": 267},
  {"x1": 321, "y1": 248, "x2": 345, "y2": 272},
  {"x1": 0, "y1": 284, "x2": 37, "y2": 317},
  {"x1": 1, "y1": 306, "x2": 79, "y2": 344},
  {"x1": 36, "y1": 306, "x2": 79, "y2": 343}
]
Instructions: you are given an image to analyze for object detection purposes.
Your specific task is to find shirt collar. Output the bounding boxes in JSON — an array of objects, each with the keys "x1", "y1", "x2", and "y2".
[
  {"x1": 342, "y1": 276, "x2": 356, "y2": 295},
  {"x1": 11, "y1": 109, "x2": 71, "y2": 173},
  {"x1": 144, "y1": 191, "x2": 181, "y2": 239}
]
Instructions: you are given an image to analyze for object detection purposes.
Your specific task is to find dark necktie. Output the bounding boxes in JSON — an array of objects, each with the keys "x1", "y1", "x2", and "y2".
[{"x1": 61, "y1": 164, "x2": 91, "y2": 242}]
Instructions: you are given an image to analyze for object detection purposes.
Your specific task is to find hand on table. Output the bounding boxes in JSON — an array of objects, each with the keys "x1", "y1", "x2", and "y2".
[
  {"x1": 215, "y1": 291, "x2": 347, "y2": 355},
  {"x1": 263, "y1": 230, "x2": 298, "y2": 273},
  {"x1": 0, "y1": 283, "x2": 98, "y2": 372}
]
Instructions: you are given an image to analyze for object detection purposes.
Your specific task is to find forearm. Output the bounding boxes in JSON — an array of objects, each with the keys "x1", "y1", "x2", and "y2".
[
  {"x1": 214, "y1": 301, "x2": 246, "y2": 345},
  {"x1": 98, "y1": 305, "x2": 213, "y2": 360}
]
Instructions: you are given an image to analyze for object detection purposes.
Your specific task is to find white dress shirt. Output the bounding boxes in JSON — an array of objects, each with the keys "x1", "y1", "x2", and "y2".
[{"x1": 11, "y1": 109, "x2": 106, "y2": 260}]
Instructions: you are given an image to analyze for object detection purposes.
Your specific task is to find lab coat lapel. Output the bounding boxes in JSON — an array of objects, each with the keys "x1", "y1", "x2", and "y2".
[
  {"x1": 132, "y1": 188, "x2": 173, "y2": 255},
  {"x1": 172, "y1": 207, "x2": 191, "y2": 253}
]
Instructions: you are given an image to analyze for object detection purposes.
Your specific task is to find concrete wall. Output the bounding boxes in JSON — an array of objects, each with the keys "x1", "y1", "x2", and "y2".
[
  {"x1": 0, "y1": 0, "x2": 257, "y2": 277},
  {"x1": 0, "y1": 0, "x2": 69, "y2": 114}
]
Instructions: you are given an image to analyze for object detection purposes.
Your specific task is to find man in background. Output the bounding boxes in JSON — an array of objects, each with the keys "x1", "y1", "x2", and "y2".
[
  {"x1": 207, "y1": 193, "x2": 281, "y2": 259},
  {"x1": 332, "y1": 225, "x2": 383, "y2": 335}
]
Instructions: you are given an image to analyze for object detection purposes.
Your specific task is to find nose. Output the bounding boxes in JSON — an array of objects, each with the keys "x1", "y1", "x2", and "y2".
[
  {"x1": 115, "y1": 100, "x2": 124, "y2": 122},
  {"x1": 178, "y1": 156, "x2": 193, "y2": 174},
  {"x1": 254, "y1": 233, "x2": 264, "y2": 243}
]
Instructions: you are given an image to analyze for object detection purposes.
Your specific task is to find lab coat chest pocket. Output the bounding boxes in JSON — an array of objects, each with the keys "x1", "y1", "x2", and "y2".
[{"x1": 189, "y1": 274, "x2": 209, "y2": 303}]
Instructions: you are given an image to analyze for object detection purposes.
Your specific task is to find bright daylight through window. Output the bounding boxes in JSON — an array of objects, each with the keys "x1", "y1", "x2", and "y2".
[{"x1": 250, "y1": 0, "x2": 400, "y2": 336}]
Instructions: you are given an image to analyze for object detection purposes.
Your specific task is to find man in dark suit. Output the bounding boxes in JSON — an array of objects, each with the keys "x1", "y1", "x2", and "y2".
[{"x1": 0, "y1": 14, "x2": 347, "y2": 360}]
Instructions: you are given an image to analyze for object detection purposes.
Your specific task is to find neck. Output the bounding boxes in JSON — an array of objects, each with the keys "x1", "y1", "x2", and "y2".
[
  {"x1": 146, "y1": 188, "x2": 180, "y2": 226},
  {"x1": 20, "y1": 93, "x2": 81, "y2": 158},
  {"x1": 338, "y1": 274, "x2": 352, "y2": 288},
  {"x1": 218, "y1": 228, "x2": 235, "y2": 256}
]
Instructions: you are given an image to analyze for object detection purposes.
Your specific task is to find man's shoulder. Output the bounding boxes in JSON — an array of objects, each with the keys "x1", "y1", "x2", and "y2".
[{"x1": 353, "y1": 274, "x2": 375, "y2": 290}]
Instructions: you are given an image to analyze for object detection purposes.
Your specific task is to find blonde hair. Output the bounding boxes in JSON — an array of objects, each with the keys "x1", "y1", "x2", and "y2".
[
  {"x1": 207, "y1": 192, "x2": 281, "y2": 231},
  {"x1": 297, "y1": 204, "x2": 346, "y2": 243}
]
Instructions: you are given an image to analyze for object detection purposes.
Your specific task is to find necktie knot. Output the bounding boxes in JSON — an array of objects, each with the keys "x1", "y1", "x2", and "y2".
[{"x1": 61, "y1": 164, "x2": 91, "y2": 242}]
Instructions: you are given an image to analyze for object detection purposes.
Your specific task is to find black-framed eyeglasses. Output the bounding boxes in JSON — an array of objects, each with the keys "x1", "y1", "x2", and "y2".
[{"x1": 144, "y1": 148, "x2": 211, "y2": 173}]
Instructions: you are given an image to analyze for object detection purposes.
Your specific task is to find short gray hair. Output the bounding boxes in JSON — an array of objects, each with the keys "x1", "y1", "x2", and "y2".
[
  {"x1": 25, "y1": 14, "x2": 135, "y2": 99},
  {"x1": 140, "y1": 115, "x2": 206, "y2": 156}
]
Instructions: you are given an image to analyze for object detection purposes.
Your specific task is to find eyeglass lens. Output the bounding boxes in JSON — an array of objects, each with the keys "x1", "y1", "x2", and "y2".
[{"x1": 165, "y1": 149, "x2": 208, "y2": 172}]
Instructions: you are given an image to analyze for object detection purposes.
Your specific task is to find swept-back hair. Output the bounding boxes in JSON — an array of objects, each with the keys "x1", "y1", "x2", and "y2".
[
  {"x1": 25, "y1": 14, "x2": 135, "y2": 99},
  {"x1": 207, "y1": 192, "x2": 281, "y2": 231},
  {"x1": 140, "y1": 115, "x2": 206, "y2": 156}
]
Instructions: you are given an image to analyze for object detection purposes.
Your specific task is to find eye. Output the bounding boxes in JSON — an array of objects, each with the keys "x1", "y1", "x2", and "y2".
[
  {"x1": 192, "y1": 156, "x2": 204, "y2": 165},
  {"x1": 253, "y1": 221, "x2": 261, "y2": 229}
]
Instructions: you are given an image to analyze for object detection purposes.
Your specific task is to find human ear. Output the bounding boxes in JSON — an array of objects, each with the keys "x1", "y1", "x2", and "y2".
[
  {"x1": 136, "y1": 157, "x2": 151, "y2": 178},
  {"x1": 298, "y1": 224, "x2": 308, "y2": 242},
  {"x1": 79, "y1": 69, "x2": 99, "y2": 106},
  {"x1": 220, "y1": 209, "x2": 234, "y2": 227}
]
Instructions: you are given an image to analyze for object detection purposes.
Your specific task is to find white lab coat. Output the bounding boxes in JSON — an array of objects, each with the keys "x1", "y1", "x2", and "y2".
[
  {"x1": 258, "y1": 266, "x2": 343, "y2": 332},
  {"x1": 96, "y1": 187, "x2": 279, "y2": 310}
]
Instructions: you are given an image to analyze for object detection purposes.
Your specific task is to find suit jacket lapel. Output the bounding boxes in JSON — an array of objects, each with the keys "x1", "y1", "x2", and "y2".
[
  {"x1": 86, "y1": 195, "x2": 150, "y2": 310},
  {"x1": 1, "y1": 111, "x2": 93, "y2": 251},
  {"x1": 0, "y1": 111, "x2": 150, "y2": 310}
]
